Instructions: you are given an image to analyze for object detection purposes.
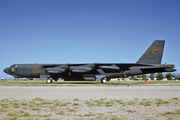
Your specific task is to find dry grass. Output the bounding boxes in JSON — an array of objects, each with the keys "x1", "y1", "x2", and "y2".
[{"x1": 0, "y1": 98, "x2": 180, "y2": 119}]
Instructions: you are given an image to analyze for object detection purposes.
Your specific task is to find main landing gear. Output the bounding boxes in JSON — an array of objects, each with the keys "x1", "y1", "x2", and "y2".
[
  {"x1": 100, "y1": 78, "x2": 111, "y2": 84},
  {"x1": 46, "y1": 78, "x2": 53, "y2": 83},
  {"x1": 100, "y1": 77, "x2": 111, "y2": 84},
  {"x1": 101, "y1": 78, "x2": 107, "y2": 83}
]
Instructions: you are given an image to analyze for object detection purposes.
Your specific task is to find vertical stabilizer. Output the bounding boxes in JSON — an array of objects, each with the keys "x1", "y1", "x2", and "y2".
[{"x1": 136, "y1": 40, "x2": 165, "y2": 64}]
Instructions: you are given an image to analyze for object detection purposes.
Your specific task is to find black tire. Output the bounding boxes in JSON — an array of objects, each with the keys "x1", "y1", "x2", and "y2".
[
  {"x1": 46, "y1": 79, "x2": 53, "y2": 83},
  {"x1": 101, "y1": 78, "x2": 107, "y2": 84}
]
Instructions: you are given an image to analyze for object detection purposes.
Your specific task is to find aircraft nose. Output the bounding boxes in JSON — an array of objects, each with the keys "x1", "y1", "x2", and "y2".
[{"x1": 4, "y1": 68, "x2": 10, "y2": 74}]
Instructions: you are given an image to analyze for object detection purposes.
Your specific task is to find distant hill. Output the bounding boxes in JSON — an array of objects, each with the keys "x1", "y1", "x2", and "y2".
[{"x1": 172, "y1": 73, "x2": 180, "y2": 77}]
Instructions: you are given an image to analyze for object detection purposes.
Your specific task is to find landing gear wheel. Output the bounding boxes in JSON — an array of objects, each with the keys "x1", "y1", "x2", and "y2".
[
  {"x1": 46, "y1": 79, "x2": 53, "y2": 84},
  {"x1": 101, "y1": 78, "x2": 107, "y2": 84}
]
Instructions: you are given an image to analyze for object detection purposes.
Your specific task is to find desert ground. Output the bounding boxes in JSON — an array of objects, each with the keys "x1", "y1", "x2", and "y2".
[{"x1": 0, "y1": 85, "x2": 180, "y2": 119}]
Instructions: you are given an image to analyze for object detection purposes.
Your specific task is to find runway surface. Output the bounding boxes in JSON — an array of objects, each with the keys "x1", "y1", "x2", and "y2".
[{"x1": 0, "y1": 86, "x2": 180, "y2": 100}]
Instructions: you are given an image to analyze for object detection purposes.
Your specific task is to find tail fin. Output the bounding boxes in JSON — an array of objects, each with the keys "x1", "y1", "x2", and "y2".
[{"x1": 136, "y1": 40, "x2": 165, "y2": 64}]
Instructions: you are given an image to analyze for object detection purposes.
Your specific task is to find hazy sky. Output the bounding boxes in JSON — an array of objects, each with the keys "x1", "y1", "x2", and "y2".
[{"x1": 1, "y1": 0, "x2": 180, "y2": 78}]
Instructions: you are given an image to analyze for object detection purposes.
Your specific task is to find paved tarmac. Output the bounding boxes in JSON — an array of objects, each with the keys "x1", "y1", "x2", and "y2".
[{"x1": 0, "y1": 86, "x2": 180, "y2": 100}]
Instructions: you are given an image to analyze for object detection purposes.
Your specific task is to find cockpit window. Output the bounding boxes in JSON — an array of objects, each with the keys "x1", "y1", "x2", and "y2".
[
  {"x1": 11, "y1": 65, "x2": 17, "y2": 68},
  {"x1": 10, "y1": 65, "x2": 18, "y2": 72}
]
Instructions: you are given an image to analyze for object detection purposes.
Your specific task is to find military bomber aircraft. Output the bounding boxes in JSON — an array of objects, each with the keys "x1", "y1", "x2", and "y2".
[{"x1": 4, "y1": 40, "x2": 176, "y2": 83}]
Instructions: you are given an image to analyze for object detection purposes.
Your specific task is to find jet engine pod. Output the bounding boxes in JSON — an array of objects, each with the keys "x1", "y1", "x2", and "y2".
[
  {"x1": 98, "y1": 66, "x2": 120, "y2": 70},
  {"x1": 70, "y1": 66, "x2": 91, "y2": 73},
  {"x1": 46, "y1": 67, "x2": 65, "y2": 73}
]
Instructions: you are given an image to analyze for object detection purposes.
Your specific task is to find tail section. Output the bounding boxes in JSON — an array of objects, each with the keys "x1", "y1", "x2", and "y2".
[{"x1": 136, "y1": 40, "x2": 165, "y2": 64}]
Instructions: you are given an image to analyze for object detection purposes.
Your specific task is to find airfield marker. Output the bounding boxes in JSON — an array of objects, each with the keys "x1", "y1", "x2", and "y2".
[{"x1": 145, "y1": 80, "x2": 147, "y2": 85}]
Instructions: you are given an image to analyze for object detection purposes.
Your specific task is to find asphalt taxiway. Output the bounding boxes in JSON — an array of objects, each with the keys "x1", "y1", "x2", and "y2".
[{"x1": 0, "y1": 86, "x2": 179, "y2": 100}]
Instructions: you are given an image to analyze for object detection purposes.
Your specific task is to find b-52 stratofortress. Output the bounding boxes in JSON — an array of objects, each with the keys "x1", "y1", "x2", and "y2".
[{"x1": 4, "y1": 40, "x2": 176, "y2": 83}]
